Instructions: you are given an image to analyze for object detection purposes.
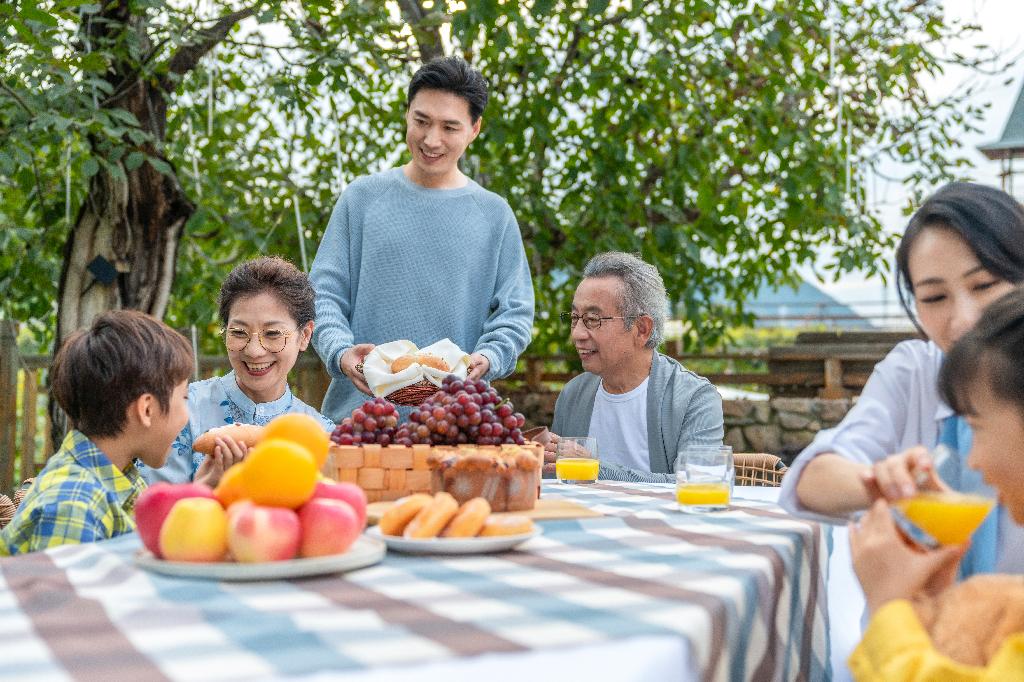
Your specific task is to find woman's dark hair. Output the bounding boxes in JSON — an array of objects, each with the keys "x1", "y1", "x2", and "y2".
[
  {"x1": 895, "y1": 182, "x2": 1024, "y2": 333},
  {"x1": 51, "y1": 310, "x2": 193, "y2": 437},
  {"x1": 218, "y1": 257, "x2": 315, "y2": 327},
  {"x1": 940, "y1": 286, "x2": 1024, "y2": 416},
  {"x1": 407, "y1": 56, "x2": 489, "y2": 123}
]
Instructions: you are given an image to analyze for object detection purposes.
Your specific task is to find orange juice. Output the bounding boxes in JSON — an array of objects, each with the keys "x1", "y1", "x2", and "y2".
[
  {"x1": 556, "y1": 457, "x2": 599, "y2": 483},
  {"x1": 895, "y1": 492, "x2": 995, "y2": 545},
  {"x1": 676, "y1": 482, "x2": 730, "y2": 508}
]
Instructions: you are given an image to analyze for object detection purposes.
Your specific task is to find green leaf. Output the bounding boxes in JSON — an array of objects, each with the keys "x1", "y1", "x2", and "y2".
[
  {"x1": 19, "y1": 6, "x2": 58, "y2": 26},
  {"x1": 82, "y1": 157, "x2": 99, "y2": 177},
  {"x1": 148, "y1": 157, "x2": 173, "y2": 176},
  {"x1": 125, "y1": 151, "x2": 145, "y2": 171},
  {"x1": 80, "y1": 52, "x2": 108, "y2": 72}
]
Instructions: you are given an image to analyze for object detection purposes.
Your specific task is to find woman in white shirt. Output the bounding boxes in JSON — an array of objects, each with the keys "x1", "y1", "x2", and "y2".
[{"x1": 780, "y1": 183, "x2": 1024, "y2": 573}]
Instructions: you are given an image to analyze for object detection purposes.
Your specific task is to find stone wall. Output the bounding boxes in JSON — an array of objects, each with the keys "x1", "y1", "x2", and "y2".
[
  {"x1": 500, "y1": 385, "x2": 854, "y2": 466},
  {"x1": 723, "y1": 397, "x2": 853, "y2": 464}
]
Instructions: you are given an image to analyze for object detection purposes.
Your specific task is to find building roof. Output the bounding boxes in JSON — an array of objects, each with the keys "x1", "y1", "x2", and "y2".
[{"x1": 979, "y1": 77, "x2": 1024, "y2": 160}]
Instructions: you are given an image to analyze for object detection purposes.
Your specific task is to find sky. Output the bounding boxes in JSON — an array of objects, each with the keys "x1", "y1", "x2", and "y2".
[{"x1": 807, "y1": 0, "x2": 1024, "y2": 320}]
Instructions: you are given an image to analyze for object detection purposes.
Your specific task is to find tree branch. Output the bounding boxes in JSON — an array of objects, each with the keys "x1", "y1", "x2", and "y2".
[
  {"x1": 162, "y1": 7, "x2": 257, "y2": 90},
  {"x1": 396, "y1": 0, "x2": 445, "y2": 63},
  {"x1": 0, "y1": 80, "x2": 32, "y2": 116}
]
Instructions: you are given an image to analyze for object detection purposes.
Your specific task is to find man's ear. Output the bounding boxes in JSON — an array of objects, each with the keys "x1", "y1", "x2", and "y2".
[
  {"x1": 634, "y1": 315, "x2": 654, "y2": 347},
  {"x1": 470, "y1": 116, "x2": 482, "y2": 140},
  {"x1": 128, "y1": 393, "x2": 157, "y2": 429}
]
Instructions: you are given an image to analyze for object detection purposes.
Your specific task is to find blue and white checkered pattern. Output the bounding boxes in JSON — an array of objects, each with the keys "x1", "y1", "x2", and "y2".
[{"x1": 0, "y1": 482, "x2": 828, "y2": 681}]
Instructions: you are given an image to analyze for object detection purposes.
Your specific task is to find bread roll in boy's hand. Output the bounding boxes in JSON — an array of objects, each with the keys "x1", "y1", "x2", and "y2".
[{"x1": 193, "y1": 423, "x2": 264, "y2": 455}]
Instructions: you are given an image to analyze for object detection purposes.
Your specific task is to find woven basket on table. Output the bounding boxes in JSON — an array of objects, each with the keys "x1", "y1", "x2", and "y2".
[
  {"x1": 0, "y1": 478, "x2": 33, "y2": 529},
  {"x1": 322, "y1": 442, "x2": 544, "y2": 503},
  {"x1": 0, "y1": 494, "x2": 15, "y2": 529}
]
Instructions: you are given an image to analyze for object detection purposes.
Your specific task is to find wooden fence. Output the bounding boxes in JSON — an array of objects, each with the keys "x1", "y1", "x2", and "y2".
[{"x1": 0, "y1": 320, "x2": 911, "y2": 493}]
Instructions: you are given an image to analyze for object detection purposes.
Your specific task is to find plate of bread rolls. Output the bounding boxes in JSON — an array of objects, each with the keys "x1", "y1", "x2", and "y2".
[{"x1": 369, "y1": 492, "x2": 540, "y2": 554}]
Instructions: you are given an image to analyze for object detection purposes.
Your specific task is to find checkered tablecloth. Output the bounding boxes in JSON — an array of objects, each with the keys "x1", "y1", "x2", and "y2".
[{"x1": 0, "y1": 482, "x2": 829, "y2": 682}]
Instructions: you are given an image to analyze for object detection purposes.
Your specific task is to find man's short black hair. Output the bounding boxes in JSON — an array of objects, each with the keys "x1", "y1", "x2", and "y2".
[{"x1": 407, "y1": 56, "x2": 489, "y2": 123}]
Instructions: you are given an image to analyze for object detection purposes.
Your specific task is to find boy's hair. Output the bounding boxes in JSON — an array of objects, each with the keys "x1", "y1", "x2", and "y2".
[
  {"x1": 218, "y1": 257, "x2": 315, "y2": 327},
  {"x1": 939, "y1": 286, "x2": 1024, "y2": 415},
  {"x1": 407, "y1": 56, "x2": 489, "y2": 123},
  {"x1": 51, "y1": 310, "x2": 193, "y2": 438}
]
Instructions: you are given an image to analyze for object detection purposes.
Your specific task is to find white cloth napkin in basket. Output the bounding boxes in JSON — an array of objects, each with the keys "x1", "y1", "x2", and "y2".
[{"x1": 363, "y1": 339, "x2": 471, "y2": 398}]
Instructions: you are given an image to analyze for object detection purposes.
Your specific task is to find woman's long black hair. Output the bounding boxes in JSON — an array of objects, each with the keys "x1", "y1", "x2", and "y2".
[{"x1": 895, "y1": 182, "x2": 1024, "y2": 334}]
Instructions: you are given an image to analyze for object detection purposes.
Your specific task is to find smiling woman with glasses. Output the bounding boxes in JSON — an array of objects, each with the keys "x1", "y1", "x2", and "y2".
[
  {"x1": 139, "y1": 257, "x2": 334, "y2": 489},
  {"x1": 221, "y1": 326, "x2": 298, "y2": 354}
]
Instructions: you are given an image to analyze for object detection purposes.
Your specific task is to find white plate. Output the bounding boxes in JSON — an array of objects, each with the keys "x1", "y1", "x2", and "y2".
[
  {"x1": 368, "y1": 525, "x2": 541, "y2": 555},
  {"x1": 135, "y1": 534, "x2": 386, "y2": 581}
]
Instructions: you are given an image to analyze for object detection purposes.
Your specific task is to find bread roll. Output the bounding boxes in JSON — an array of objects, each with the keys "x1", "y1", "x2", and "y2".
[
  {"x1": 415, "y1": 353, "x2": 450, "y2": 372},
  {"x1": 389, "y1": 352, "x2": 450, "y2": 374},
  {"x1": 192, "y1": 423, "x2": 264, "y2": 455},
  {"x1": 390, "y1": 354, "x2": 418, "y2": 374}
]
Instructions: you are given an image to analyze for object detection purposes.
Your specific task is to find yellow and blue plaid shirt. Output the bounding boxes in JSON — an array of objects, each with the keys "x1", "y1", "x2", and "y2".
[{"x1": 0, "y1": 430, "x2": 147, "y2": 556}]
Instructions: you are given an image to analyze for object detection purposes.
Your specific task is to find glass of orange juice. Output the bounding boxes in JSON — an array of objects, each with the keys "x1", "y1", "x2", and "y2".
[
  {"x1": 894, "y1": 491, "x2": 995, "y2": 546},
  {"x1": 555, "y1": 437, "x2": 599, "y2": 484},
  {"x1": 675, "y1": 446, "x2": 733, "y2": 512}
]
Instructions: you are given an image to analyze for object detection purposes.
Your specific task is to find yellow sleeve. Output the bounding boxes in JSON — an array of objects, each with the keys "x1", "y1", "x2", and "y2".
[{"x1": 849, "y1": 600, "x2": 1024, "y2": 682}]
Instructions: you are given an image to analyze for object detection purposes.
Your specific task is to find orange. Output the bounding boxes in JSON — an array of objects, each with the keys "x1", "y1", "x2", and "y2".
[
  {"x1": 261, "y1": 413, "x2": 331, "y2": 468},
  {"x1": 213, "y1": 463, "x2": 249, "y2": 509},
  {"x1": 242, "y1": 439, "x2": 318, "y2": 508}
]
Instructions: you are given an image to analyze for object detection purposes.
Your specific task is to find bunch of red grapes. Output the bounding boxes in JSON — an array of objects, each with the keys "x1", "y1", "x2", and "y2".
[
  {"x1": 330, "y1": 397, "x2": 400, "y2": 446},
  {"x1": 395, "y1": 376, "x2": 527, "y2": 446}
]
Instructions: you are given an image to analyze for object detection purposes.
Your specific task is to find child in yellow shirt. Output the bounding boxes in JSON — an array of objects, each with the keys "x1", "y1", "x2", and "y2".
[{"x1": 848, "y1": 287, "x2": 1024, "y2": 681}]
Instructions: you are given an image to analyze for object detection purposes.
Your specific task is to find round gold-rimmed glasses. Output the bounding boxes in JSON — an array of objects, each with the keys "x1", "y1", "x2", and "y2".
[{"x1": 220, "y1": 327, "x2": 297, "y2": 353}]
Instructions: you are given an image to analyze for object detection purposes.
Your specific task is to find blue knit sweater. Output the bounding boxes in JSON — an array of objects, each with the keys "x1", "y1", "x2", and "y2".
[{"x1": 310, "y1": 167, "x2": 535, "y2": 422}]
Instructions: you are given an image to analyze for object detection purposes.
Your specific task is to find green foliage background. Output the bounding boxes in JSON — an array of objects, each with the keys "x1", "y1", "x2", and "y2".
[{"x1": 0, "y1": 0, "x2": 992, "y2": 356}]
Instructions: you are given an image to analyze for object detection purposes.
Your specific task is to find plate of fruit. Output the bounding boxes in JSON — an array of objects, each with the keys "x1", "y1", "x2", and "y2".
[
  {"x1": 369, "y1": 493, "x2": 541, "y2": 555},
  {"x1": 134, "y1": 414, "x2": 384, "y2": 580}
]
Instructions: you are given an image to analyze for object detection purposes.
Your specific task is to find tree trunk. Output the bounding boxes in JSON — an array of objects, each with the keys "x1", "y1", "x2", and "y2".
[
  {"x1": 48, "y1": 3, "x2": 254, "y2": 446},
  {"x1": 50, "y1": 12, "x2": 193, "y2": 446}
]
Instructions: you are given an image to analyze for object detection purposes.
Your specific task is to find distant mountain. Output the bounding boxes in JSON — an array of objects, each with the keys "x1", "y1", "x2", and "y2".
[{"x1": 743, "y1": 279, "x2": 872, "y2": 329}]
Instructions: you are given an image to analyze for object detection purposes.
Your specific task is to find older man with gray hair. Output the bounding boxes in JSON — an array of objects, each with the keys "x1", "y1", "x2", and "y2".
[{"x1": 548, "y1": 252, "x2": 724, "y2": 482}]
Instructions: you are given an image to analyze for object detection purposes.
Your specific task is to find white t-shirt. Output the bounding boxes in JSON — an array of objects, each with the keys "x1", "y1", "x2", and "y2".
[{"x1": 588, "y1": 378, "x2": 650, "y2": 472}]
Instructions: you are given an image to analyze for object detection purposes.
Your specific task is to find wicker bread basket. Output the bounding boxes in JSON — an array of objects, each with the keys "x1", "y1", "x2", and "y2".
[{"x1": 384, "y1": 380, "x2": 441, "y2": 407}]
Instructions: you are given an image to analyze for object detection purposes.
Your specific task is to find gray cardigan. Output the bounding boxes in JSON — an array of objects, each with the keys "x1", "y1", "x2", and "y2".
[{"x1": 551, "y1": 352, "x2": 724, "y2": 483}]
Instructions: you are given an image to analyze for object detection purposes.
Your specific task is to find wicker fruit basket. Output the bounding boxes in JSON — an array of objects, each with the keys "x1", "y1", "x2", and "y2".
[{"x1": 322, "y1": 441, "x2": 544, "y2": 503}]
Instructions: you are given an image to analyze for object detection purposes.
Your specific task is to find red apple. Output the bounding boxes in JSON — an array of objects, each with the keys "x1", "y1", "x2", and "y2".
[
  {"x1": 135, "y1": 482, "x2": 216, "y2": 558},
  {"x1": 311, "y1": 481, "x2": 367, "y2": 529},
  {"x1": 298, "y1": 498, "x2": 361, "y2": 558},
  {"x1": 227, "y1": 503, "x2": 301, "y2": 562}
]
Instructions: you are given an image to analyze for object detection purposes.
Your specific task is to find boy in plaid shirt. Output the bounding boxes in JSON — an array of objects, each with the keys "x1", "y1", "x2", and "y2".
[{"x1": 1, "y1": 311, "x2": 192, "y2": 555}]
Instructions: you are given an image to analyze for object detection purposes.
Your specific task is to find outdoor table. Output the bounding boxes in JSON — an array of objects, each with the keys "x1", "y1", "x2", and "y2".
[{"x1": 0, "y1": 482, "x2": 829, "y2": 682}]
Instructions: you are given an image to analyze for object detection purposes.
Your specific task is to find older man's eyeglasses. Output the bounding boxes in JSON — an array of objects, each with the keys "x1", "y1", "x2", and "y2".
[
  {"x1": 560, "y1": 312, "x2": 635, "y2": 330},
  {"x1": 221, "y1": 327, "x2": 295, "y2": 353}
]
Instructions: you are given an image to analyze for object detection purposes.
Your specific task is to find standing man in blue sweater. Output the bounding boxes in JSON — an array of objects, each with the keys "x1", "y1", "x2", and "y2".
[{"x1": 310, "y1": 57, "x2": 535, "y2": 422}]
